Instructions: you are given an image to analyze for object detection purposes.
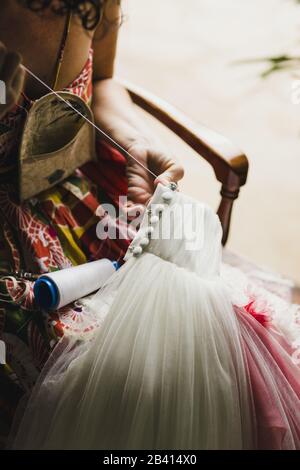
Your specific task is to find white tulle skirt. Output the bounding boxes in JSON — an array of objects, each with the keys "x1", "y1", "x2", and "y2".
[{"x1": 12, "y1": 184, "x2": 300, "y2": 450}]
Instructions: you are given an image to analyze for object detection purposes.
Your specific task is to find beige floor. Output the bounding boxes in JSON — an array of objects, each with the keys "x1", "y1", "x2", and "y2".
[{"x1": 117, "y1": 0, "x2": 300, "y2": 284}]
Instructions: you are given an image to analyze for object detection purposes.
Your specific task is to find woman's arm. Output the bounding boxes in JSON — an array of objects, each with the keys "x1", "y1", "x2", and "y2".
[{"x1": 91, "y1": 1, "x2": 184, "y2": 205}]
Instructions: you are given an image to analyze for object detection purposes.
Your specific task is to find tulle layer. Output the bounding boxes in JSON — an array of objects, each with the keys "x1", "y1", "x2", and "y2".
[
  {"x1": 13, "y1": 255, "x2": 254, "y2": 449},
  {"x1": 13, "y1": 258, "x2": 300, "y2": 449}
]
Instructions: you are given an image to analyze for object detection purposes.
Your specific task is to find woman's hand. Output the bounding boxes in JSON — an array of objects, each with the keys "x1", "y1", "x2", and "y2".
[
  {"x1": 0, "y1": 42, "x2": 25, "y2": 120},
  {"x1": 92, "y1": 80, "x2": 184, "y2": 205},
  {"x1": 126, "y1": 141, "x2": 184, "y2": 206}
]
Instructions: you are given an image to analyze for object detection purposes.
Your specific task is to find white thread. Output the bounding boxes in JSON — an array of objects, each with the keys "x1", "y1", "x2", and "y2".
[{"x1": 21, "y1": 65, "x2": 158, "y2": 179}]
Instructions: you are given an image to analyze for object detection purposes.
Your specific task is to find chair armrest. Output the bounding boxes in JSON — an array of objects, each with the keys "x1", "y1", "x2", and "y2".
[{"x1": 118, "y1": 78, "x2": 249, "y2": 245}]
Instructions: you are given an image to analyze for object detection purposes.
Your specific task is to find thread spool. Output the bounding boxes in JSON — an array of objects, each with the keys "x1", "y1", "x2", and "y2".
[{"x1": 34, "y1": 259, "x2": 119, "y2": 311}]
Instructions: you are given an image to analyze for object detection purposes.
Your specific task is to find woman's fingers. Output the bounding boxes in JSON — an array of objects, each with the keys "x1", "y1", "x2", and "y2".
[
  {"x1": 154, "y1": 162, "x2": 184, "y2": 187},
  {"x1": 146, "y1": 147, "x2": 184, "y2": 187}
]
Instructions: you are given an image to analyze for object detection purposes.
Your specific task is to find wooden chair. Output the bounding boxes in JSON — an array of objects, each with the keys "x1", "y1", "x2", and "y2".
[
  {"x1": 120, "y1": 80, "x2": 300, "y2": 304},
  {"x1": 119, "y1": 79, "x2": 248, "y2": 246}
]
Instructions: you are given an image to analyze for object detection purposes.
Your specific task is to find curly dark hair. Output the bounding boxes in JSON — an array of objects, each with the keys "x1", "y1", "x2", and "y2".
[{"x1": 19, "y1": 1, "x2": 119, "y2": 30}]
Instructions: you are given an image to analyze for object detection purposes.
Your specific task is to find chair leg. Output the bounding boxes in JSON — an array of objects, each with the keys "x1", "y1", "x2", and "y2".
[
  {"x1": 292, "y1": 286, "x2": 300, "y2": 305},
  {"x1": 217, "y1": 185, "x2": 240, "y2": 246}
]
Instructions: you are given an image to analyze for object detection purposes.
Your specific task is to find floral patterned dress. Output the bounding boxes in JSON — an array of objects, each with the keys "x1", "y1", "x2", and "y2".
[{"x1": 0, "y1": 48, "x2": 131, "y2": 446}]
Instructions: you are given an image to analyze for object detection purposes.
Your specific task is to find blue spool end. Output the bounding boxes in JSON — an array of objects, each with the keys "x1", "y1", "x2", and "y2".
[
  {"x1": 112, "y1": 261, "x2": 121, "y2": 271},
  {"x1": 34, "y1": 276, "x2": 60, "y2": 311}
]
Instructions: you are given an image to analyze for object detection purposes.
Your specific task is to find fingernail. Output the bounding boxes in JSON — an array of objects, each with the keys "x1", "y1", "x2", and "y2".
[{"x1": 155, "y1": 177, "x2": 169, "y2": 186}]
